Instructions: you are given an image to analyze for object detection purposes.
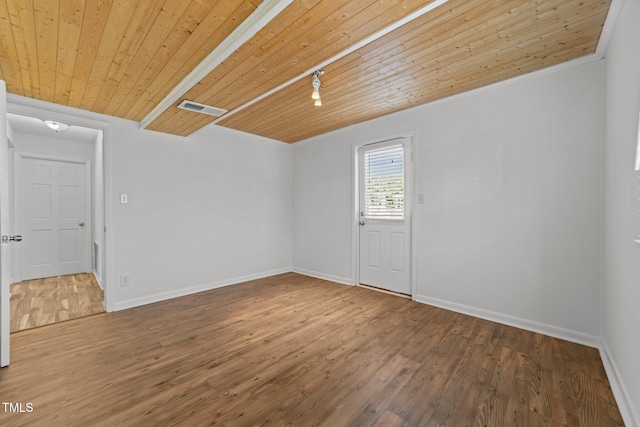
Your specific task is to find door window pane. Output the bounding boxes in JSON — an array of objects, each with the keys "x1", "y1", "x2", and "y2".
[{"x1": 362, "y1": 144, "x2": 404, "y2": 219}]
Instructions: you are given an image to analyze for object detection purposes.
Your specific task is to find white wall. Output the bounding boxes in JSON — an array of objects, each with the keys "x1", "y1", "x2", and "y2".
[
  {"x1": 6, "y1": 96, "x2": 293, "y2": 310},
  {"x1": 292, "y1": 138, "x2": 352, "y2": 284},
  {"x1": 109, "y1": 121, "x2": 292, "y2": 308},
  {"x1": 602, "y1": 0, "x2": 640, "y2": 424},
  {"x1": 11, "y1": 133, "x2": 95, "y2": 161},
  {"x1": 293, "y1": 60, "x2": 604, "y2": 344}
]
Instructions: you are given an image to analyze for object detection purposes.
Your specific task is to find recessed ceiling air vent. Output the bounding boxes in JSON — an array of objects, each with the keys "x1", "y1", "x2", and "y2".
[{"x1": 177, "y1": 100, "x2": 227, "y2": 117}]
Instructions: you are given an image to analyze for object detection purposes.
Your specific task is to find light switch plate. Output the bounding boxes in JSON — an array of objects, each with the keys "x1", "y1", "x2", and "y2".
[{"x1": 120, "y1": 193, "x2": 128, "y2": 204}]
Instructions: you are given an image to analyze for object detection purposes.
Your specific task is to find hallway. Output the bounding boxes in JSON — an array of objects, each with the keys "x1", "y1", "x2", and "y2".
[{"x1": 10, "y1": 273, "x2": 104, "y2": 332}]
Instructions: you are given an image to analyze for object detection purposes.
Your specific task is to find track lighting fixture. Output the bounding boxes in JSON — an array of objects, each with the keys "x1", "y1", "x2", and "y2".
[{"x1": 311, "y1": 69, "x2": 324, "y2": 106}]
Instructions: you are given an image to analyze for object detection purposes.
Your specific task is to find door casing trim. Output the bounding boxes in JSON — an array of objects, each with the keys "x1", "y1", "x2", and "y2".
[
  {"x1": 351, "y1": 131, "x2": 417, "y2": 300},
  {"x1": 6, "y1": 95, "x2": 114, "y2": 313}
]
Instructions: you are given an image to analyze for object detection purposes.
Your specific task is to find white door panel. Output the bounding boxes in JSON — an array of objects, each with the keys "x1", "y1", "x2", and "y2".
[
  {"x1": 389, "y1": 232, "x2": 404, "y2": 272},
  {"x1": 360, "y1": 220, "x2": 411, "y2": 294},
  {"x1": 22, "y1": 158, "x2": 89, "y2": 280},
  {"x1": 1, "y1": 81, "x2": 10, "y2": 366},
  {"x1": 359, "y1": 138, "x2": 411, "y2": 295},
  {"x1": 366, "y1": 230, "x2": 380, "y2": 268}
]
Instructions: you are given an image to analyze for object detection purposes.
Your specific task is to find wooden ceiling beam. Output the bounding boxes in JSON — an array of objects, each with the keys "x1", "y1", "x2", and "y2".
[
  {"x1": 329, "y1": 0, "x2": 604, "y2": 88},
  {"x1": 207, "y1": 0, "x2": 438, "y2": 110},
  {"x1": 145, "y1": 0, "x2": 332, "y2": 135},
  {"x1": 146, "y1": 0, "x2": 450, "y2": 136},
  {"x1": 218, "y1": 38, "x2": 597, "y2": 142},
  {"x1": 138, "y1": 0, "x2": 294, "y2": 130},
  {"x1": 126, "y1": 1, "x2": 259, "y2": 121},
  {"x1": 110, "y1": 0, "x2": 205, "y2": 118},
  {"x1": 118, "y1": 0, "x2": 232, "y2": 120},
  {"x1": 212, "y1": 0, "x2": 450, "y2": 125},
  {"x1": 201, "y1": 0, "x2": 377, "y2": 109},
  {"x1": 0, "y1": 0, "x2": 612, "y2": 142},
  {"x1": 234, "y1": 40, "x2": 598, "y2": 142},
  {"x1": 316, "y1": 11, "x2": 604, "y2": 108},
  {"x1": 234, "y1": 0, "x2": 517, "y2": 120},
  {"x1": 216, "y1": 0, "x2": 608, "y2": 142}
]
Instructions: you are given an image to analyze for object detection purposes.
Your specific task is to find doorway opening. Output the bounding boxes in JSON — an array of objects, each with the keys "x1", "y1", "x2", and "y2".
[
  {"x1": 10, "y1": 274, "x2": 103, "y2": 332},
  {"x1": 7, "y1": 113, "x2": 106, "y2": 332},
  {"x1": 353, "y1": 136, "x2": 414, "y2": 297}
]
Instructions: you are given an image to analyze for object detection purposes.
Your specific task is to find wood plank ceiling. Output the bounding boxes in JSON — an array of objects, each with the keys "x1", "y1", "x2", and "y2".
[{"x1": 0, "y1": 0, "x2": 612, "y2": 143}]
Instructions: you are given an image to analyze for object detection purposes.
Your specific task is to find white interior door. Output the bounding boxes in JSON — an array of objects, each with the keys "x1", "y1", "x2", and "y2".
[
  {"x1": 359, "y1": 138, "x2": 411, "y2": 295},
  {"x1": 1, "y1": 81, "x2": 10, "y2": 366},
  {"x1": 22, "y1": 158, "x2": 89, "y2": 280}
]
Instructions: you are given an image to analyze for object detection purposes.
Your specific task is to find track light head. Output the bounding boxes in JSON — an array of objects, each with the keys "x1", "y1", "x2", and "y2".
[{"x1": 311, "y1": 69, "x2": 324, "y2": 106}]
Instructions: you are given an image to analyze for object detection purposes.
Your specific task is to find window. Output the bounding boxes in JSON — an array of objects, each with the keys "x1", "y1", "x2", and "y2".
[{"x1": 361, "y1": 143, "x2": 405, "y2": 219}]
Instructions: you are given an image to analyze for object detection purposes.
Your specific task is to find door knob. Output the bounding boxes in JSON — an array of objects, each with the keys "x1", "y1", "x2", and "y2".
[
  {"x1": 79, "y1": 222, "x2": 85, "y2": 227},
  {"x1": 359, "y1": 221, "x2": 365, "y2": 226},
  {"x1": 10, "y1": 235, "x2": 22, "y2": 242}
]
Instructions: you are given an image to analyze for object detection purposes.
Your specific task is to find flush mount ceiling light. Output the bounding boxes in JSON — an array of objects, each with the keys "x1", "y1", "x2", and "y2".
[
  {"x1": 43, "y1": 120, "x2": 69, "y2": 132},
  {"x1": 311, "y1": 69, "x2": 324, "y2": 107}
]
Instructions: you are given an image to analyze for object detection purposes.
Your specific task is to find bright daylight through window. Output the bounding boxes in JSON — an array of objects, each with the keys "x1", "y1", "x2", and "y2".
[{"x1": 362, "y1": 144, "x2": 405, "y2": 219}]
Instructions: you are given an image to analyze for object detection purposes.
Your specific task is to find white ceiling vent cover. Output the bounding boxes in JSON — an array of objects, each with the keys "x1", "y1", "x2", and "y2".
[{"x1": 178, "y1": 100, "x2": 227, "y2": 117}]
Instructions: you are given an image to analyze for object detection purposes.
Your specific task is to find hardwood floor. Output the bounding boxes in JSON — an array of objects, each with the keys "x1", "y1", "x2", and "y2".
[
  {"x1": 0, "y1": 273, "x2": 623, "y2": 426},
  {"x1": 10, "y1": 273, "x2": 105, "y2": 332}
]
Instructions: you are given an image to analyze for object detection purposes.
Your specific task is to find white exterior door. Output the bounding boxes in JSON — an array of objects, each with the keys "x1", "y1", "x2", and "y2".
[
  {"x1": 359, "y1": 138, "x2": 411, "y2": 295},
  {"x1": 22, "y1": 158, "x2": 89, "y2": 280},
  {"x1": 0, "y1": 81, "x2": 10, "y2": 366}
]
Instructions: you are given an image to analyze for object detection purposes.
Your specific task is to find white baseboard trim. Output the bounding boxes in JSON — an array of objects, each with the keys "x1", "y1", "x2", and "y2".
[
  {"x1": 291, "y1": 267, "x2": 353, "y2": 286},
  {"x1": 112, "y1": 267, "x2": 291, "y2": 311},
  {"x1": 92, "y1": 271, "x2": 104, "y2": 291},
  {"x1": 600, "y1": 339, "x2": 640, "y2": 427},
  {"x1": 414, "y1": 294, "x2": 601, "y2": 348}
]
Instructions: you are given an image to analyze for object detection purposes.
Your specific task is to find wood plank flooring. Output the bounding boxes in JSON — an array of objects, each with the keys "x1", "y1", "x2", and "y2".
[
  {"x1": 10, "y1": 273, "x2": 105, "y2": 332},
  {"x1": 0, "y1": 273, "x2": 623, "y2": 426}
]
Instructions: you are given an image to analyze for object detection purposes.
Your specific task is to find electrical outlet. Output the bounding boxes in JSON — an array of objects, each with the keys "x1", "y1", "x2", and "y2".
[
  {"x1": 120, "y1": 193, "x2": 128, "y2": 204},
  {"x1": 120, "y1": 274, "x2": 131, "y2": 286}
]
